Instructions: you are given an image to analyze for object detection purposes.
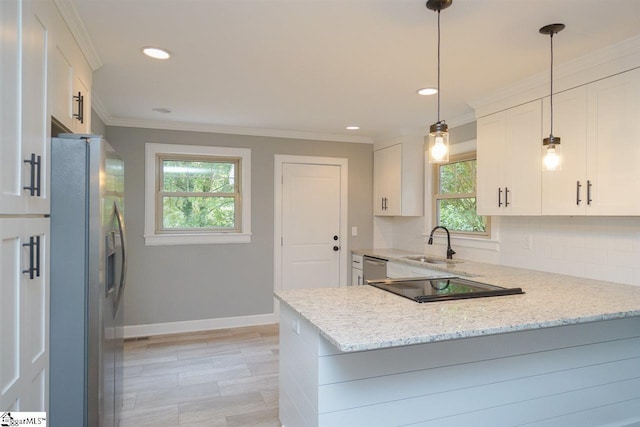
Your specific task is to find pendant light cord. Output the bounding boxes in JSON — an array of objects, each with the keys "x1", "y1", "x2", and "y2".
[
  {"x1": 549, "y1": 32, "x2": 554, "y2": 137},
  {"x1": 437, "y1": 9, "x2": 441, "y2": 124}
]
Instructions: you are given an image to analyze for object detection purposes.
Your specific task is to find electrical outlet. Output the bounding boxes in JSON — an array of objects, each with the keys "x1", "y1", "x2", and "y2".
[
  {"x1": 351, "y1": 226, "x2": 358, "y2": 236},
  {"x1": 523, "y1": 235, "x2": 532, "y2": 249}
]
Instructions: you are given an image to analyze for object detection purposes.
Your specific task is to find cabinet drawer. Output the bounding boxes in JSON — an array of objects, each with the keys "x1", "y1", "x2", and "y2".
[{"x1": 351, "y1": 254, "x2": 363, "y2": 270}]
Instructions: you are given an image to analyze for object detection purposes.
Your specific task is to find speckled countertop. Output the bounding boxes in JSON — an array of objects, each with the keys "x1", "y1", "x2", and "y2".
[{"x1": 274, "y1": 249, "x2": 640, "y2": 352}]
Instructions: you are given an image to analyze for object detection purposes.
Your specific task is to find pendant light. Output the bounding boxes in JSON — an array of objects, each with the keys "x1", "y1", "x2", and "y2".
[
  {"x1": 426, "y1": 0, "x2": 452, "y2": 164},
  {"x1": 540, "y1": 23, "x2": 565, "y2": 171}
]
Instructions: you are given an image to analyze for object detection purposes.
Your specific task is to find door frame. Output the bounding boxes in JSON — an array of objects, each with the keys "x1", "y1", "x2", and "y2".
[{"x1": 274, "y1": 155, "x2": 349, "y2": 299}]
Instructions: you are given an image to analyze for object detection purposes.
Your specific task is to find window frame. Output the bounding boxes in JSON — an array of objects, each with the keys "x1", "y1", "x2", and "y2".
[
  {"x1": 144, "y1": 143, "x2": 251, "y2": 246},
  {"x1": 432, "y1": 151, "x2": 491, "y2": 238}
]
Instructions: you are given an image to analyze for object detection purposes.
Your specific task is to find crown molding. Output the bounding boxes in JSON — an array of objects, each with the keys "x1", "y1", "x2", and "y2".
[
  {"x1": 104, "y1": 116, "x2": 374, "y2": 144},
  {"x1": 91, "y1": 94, "x2": 373, "y2": 143},
  {"x1": 446, "y1": 111, "x2": 477, "y2": 128},
  {"x1": 469, "y1": 34, "x2": 640, "y2": 116},
  {"x1": 53, "y1": 0, "x2": 103, "y2": 70}
]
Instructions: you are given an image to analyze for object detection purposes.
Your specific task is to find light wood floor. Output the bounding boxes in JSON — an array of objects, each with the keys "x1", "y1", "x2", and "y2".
[{"x1": 121, "y1": 324, "x2": 281, "y2": 427}]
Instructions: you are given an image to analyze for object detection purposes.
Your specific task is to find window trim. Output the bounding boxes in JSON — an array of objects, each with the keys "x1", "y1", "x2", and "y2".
[
  {"x1": 144, "y1": 143, "x2": 251, "y2": 245},
  {"x1": 432, "y1": 151, "x2": 491, "y2": 238}
]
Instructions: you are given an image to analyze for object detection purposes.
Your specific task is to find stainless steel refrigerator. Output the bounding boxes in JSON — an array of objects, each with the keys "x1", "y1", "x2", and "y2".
[{"x1": 50, "y1": 134, "x2": 127, "y2": 427}]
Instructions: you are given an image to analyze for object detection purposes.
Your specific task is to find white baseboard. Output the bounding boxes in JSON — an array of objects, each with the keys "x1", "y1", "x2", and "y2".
[{"x1": 123, "y1": 312, "x2": 278, "y2": 339}]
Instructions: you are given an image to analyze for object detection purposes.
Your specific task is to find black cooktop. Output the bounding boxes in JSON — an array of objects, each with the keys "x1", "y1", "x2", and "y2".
[{"x1": 367, "y1": 277, "x2": 524, "y2": 303}]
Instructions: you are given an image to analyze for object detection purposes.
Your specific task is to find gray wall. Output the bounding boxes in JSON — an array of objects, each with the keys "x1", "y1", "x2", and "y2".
[
  {"x1": 449, "y1": 121, "x2": 476, "y2": 144},
  {"x1": 105, "y1": 126, "x2": 374, "y2": 327}
]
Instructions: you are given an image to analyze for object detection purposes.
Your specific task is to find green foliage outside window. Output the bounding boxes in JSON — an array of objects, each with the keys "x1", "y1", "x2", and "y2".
[
  {"x1": 437, "y1": 158, "x2": 487, "y2": 234},
  {"x1": 159, "y1": 158, "x2": 239, "y2": 231}
]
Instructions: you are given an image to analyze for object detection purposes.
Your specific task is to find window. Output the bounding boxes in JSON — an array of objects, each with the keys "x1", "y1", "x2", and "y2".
[
  {"x1": 145, "y1": 143, "x2": 251, "y2": 245},
  {"x1": 432, "y1": 152, "x2": 489, "y2": 237}
]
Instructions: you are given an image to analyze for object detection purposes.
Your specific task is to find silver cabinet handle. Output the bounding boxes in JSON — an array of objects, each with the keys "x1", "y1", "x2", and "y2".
[
  {"x1": 498, "y1": 188, "x2": 503, "y2": 207},
  {"x1": 587, "y1": 180, "x2": 593, "y2": 206}
]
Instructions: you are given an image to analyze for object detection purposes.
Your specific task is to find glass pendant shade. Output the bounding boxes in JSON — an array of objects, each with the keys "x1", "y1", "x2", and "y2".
[
  {"x1": 542, "y1": 135, "x2": 562, "y2": 171},
  {"x1": 428, "y1": 122, "x2": 449, "y2": 163}
]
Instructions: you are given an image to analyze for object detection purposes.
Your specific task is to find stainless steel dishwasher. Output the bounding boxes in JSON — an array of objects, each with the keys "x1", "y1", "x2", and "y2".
[{"x1": 363, "y1": 255, "x2": 388, "y2": 282}]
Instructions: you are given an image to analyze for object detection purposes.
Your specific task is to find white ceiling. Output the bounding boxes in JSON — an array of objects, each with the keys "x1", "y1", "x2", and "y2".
[{"x1": 70, "y1": 0, "x2": 640, "y2": 142}]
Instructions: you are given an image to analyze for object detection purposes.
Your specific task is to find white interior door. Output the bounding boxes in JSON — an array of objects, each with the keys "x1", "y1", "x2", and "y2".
[{"x1": 281, "y1": 163, "x2": 342, "y2": 290}]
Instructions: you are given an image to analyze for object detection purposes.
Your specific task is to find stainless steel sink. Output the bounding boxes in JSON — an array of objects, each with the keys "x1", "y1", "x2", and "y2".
[{"x1": 404, "y1": 255, "x2": 462, "y2": 265}]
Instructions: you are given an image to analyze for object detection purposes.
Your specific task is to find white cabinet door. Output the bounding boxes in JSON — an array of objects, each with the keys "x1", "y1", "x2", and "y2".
[
  {"x1": 21, "y1": 0, "x2": 50, "y2": 215},
  {"x1": 477, "y1": 111, "x2": 506, "y2": 216},
  {"x1": 373, "y1": 144, "x2": 402, "y2": 215},
  {"x1": 0, "y1": 0, "x2": 50, "y2": 215},
  {"x1": 505, "y1": 100, "x2": 542, "y2": 215},
  {"x1": 49, "y1": 5, "x2": 92, "y2": 134},
  {"x1": 0, "y1": 0, "x2": 23, "y2": 214},
  {"x1": 542, "y1": 86, "x2": 588, "y2": 215},
  {"x1": 51, "y1": 44, "x2": 74, "y2": 131},
  {"x1": 373, "y1": 140, "x2": 423, "y2": 217},
  {"x1": 351, "y1": 254, "x2": 363, "y2": 286},
  {"x1": 72, "y1": 73, "x2": 91, "y2": 134},
  {"x1": 586, "y1": 67, "x2": 640, "y2": 215},
  {"x1": 477, "y1": 100, "x2": 541, "y2": 216},
  {"x1": 351, "y1": 268, "x2": 363, "y2": 286},
  {"x1": 0, "y1": 218, "x2": 49, "y2": 411},
  {"x1": 542, "y1": 69, "x2": 640, "y2": 216}
]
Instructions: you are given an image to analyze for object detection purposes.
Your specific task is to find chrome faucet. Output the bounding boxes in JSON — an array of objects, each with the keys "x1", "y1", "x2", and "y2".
[{"x1": 428, "y1": 226, "x2": 456, "y2": 260}]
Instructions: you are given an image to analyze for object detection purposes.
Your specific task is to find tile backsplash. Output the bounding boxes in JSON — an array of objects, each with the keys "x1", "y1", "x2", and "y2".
[
  {"x1": 375, "y1": 216, "x2": 640, "y2": 286},
  {"x1": 498, "y1": 216, "x2": 640, "y2": 286}
]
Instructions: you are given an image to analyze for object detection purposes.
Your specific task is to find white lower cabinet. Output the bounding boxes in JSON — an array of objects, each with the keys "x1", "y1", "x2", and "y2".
[
  {"x1": 0, "y1": 218, "x2": 49, "y2": 411},
  {"x1": 351, "y1": 254, "x2": 363, "y2": 286}
]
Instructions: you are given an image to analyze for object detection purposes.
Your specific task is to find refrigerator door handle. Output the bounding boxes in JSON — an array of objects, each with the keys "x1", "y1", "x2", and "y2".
[{"x1": 113, "y1": 201, "x2": 127, "y2": 313}]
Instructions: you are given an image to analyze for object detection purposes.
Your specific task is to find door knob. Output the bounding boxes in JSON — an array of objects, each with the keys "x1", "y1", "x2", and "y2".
[
  {"x1": 333, "y1": 246, "x2": 340, "y2": 251},
  {"x1": 333, "y1": 235, "x2": 338, "y2": 241}
]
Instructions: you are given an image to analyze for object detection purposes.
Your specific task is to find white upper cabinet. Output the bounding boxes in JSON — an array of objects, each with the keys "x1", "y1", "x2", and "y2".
[
  {"x1": 50, "y1": 6, "x2": 91, "y2": 134},
  {"x1": 541, "y1": 86, "x2": 588, "y2": 215},
  {"x1": 373, "y1": 137, "x2": 424, "y2": 216},
  {"x1": 477, "y1": 100, "x2": 542, "y2": 216},
  {"x1": 0, "y1": 0, "x2": 51, "y2": 215},
  {"x1": 542, "y1": 68, "x2": 640, "y2": 216},
  {"x1": 585, "y1": 68, "x2": 640, "y2": 215}
]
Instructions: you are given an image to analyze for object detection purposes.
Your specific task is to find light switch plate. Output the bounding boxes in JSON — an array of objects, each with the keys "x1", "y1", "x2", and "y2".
[{"x1": 351, "y1": 226, "x2": 358, "y2": 236}]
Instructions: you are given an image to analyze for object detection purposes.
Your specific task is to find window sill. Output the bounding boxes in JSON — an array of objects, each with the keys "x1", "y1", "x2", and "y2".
[{"x1": 144, "y1": 232, "x2": 252, "y2": 246}]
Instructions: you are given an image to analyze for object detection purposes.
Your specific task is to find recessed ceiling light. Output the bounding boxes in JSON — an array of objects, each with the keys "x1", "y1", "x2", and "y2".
[
  {"x1": 152, "y1": 107, "x2": 172, "y2": 114},
  {"x1": 346, "y1": 125, "x2": 360, "y2": 130},
  {"x1": 417, "y1": 87, "x2": 438, "y2": 96},
  {"x1": 142, "y1": 47, "x2": 171, "y2": 60}
]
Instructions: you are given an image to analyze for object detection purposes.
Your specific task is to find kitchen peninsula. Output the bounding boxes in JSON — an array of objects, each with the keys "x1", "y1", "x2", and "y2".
[{"x1": 275, "y1": 255, "x2": 640, "y2": 427}]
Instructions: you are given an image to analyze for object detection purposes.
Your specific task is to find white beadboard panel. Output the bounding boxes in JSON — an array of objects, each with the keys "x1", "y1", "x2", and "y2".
[
  {"x1": 406, "y1": 381, "x2": 640, "y2": 427},
  {"x1": 279, "y1": 307, "x2": 319, "y2": 412},
  {"x1": 279, "y1": 309, "x2": 640, "y2": 427},
  {"x1": 318, "y1": 362, "x2": 640, "y2": 426},
  {"x1": 518, "y1": 400, "x2": 640, "y2": 427},
  {"x1": 316, "y1": 317, "x2": 640, "y2": 384},
  {"x1": 317, "y1": 338, "x2": 640, "y2": 413},
  {"x1": 280, "y1": 368, "x2": 317, "y2": 427}
]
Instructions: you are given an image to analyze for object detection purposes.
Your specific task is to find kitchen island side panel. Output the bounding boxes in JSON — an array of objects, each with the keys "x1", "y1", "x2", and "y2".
[{"x1": 280, "y1": 304, "x2": 640, "y2": 427}]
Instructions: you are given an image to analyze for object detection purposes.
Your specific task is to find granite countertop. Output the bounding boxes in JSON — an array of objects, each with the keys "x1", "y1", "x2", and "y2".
[{"x1": 275, "y1": 249, "x2": 640, "y2": 352}]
